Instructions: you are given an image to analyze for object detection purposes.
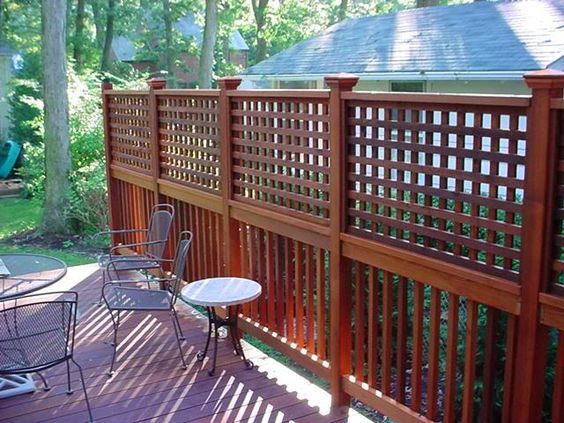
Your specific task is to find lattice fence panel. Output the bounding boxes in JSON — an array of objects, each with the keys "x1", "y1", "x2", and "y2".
[
  {"x1": 346, "y1": 100, "x2": 527, "y2": 281},
  {"x1": 107, "y1": 93, "x2": 152, "y2": 174},
  {"x1": 231, "y1": 96, "x2": 331, "y2": 223},
  {"x1": 158, "y1": 94, "x2": 221, "y2": 194}
]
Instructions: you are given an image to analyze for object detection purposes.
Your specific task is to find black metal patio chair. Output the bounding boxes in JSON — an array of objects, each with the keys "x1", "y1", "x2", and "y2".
[
  {"x1": 0, "y1": 291, "x2": 94, "y2": 422},
  {"x1": 102, "y1": 231, "x2": 193, "y2": 376},
  {"x1": 95, "y1": 203, "x2": 175, "y2": 304}
]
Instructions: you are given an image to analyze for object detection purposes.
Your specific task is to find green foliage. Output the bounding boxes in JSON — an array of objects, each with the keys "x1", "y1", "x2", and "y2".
[{"x1": 17, "y1": 69, "x2": 110, "y2": 234}]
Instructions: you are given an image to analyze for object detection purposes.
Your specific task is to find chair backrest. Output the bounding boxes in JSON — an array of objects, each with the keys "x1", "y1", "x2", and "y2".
[
  {"x1": 146, "y1": 204, "x2": 175, "y2": 259},
  {"x1": 0, "y1": 292, "x2": 78, "y2": 373},
  {"x1": 170, "y1": 231, "x2": 193, "y2": 303}
]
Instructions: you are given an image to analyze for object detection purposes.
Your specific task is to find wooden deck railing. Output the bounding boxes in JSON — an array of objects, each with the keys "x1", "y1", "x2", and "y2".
[{"x1": 101, "y1": 70, "x2": 564, "y2": 423}]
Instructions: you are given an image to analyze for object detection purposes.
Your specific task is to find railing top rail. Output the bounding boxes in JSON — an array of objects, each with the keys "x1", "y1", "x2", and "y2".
[
  {"x1": 343, "y1": 90, "x2": 531, "y2": 107},
  {"x1": 227, "y1": 89, "x2": 330, "y2": 99},
  {"x1": 156, "y1": 89, "x2": 219, "y2": 96},
  {"x1": 104, "y1": 89, "x2": 149, "y2": 95}
]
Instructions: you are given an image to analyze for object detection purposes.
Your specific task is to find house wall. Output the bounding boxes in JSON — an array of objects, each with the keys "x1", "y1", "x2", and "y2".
[
  {"x1": 244, "y1": 78, "x2": 531, "y2": 95},
  {"x1": 0, "y1": 54, "x2": 12, "y2": 141}
]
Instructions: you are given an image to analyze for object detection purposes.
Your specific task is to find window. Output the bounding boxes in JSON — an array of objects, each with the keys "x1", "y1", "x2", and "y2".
[{"x1": 390, "y1": 81, "x2": 425, "y2": 92}]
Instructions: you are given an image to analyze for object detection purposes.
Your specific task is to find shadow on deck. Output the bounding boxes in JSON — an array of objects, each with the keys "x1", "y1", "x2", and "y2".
[{"x1": 0, "y1": 265, "x2": 371, "y2": 423}]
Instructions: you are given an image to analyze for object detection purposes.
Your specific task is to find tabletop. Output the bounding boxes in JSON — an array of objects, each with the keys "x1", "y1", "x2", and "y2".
[
  {"x1": 180, "y1": 277, "x2": 262, "y2": 307},
  {"x1": 0, "y1": 254, "x2": 67, "y2": 301}
]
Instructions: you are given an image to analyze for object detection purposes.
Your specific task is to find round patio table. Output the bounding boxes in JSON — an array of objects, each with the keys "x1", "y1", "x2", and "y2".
[
  {"x1": 181, "y1": 277, "x2": 262, "y2": 376},
  {"x1": 0, "y1": 253, "x2": 67, "y2": 301},
  {"x1": 0, "y1": 253, "x2": 67, "y2": 399}
]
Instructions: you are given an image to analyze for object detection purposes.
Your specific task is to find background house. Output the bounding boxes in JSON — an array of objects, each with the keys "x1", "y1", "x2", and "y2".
[
  {"x1": 0, "y1": 44, "x2": 13, "y2": 141},
  {"x1": 112, "y1": 13, "x2": 249, "y2": 87},
  {"x1": 240, "y1": 0, "x2": 564, "y2": 94}
]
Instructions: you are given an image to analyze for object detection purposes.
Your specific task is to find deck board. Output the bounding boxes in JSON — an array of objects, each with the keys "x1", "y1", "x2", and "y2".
[{"x1": 0, "y1": 267, "x2": 369, "y2": 423}]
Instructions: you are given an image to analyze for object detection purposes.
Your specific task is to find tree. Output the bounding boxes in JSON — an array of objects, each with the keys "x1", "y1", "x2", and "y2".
[
  {"x1": 73, "y1": 0, "x2": 86, "y2": 71},
  {"x1": 337, "y1": 0, "x2": 348, "y2": 21},
  {"x1": 100, "y1": 0, "x2": 116, "y2": 71},
  {"x1": 162, "y1": 0, "x2": 173, "y2": 78},
  {"x1": 198, "y1": 0, "x2": 218, "y2": 88},
  {"x1": 41, "y1": 0, "x2": 71, "y2": 233},
  {"x1": 250, "y1": 0, "x2": 269, "y2": 63},
  {"x1": 91, "y1": 0, "x2": 105, "y2": 48},
  {"x1": 416, "y1": 0, "x2": 439, "y2": 7}
]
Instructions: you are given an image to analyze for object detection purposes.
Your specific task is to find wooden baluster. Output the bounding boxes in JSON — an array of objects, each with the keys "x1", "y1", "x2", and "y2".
[{"x1": 325, "y1": 73, "x2": 359, "y2": 408}]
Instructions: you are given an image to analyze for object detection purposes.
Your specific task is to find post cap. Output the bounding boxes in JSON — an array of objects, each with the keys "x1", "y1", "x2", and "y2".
[
  {"x1": 101, "y1": 78, "x2": 113, "y2": 90},
  {"x1": 524, "y1": 69, "x2": 564, "y2": 89},
  {"x1": 217, "y1": 77, "x2": 243, "y2": 90},
  {"x1": 324, "y1": 73, "x2": 359, "y2": 90},
  {"x1": 147, "y1": 77, "x2": 167, "y2": 89}
]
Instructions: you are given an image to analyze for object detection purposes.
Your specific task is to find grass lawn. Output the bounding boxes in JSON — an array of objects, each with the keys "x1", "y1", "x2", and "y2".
[{"x1": 0, "y1": 197, "x2": 95, "y2": 266}]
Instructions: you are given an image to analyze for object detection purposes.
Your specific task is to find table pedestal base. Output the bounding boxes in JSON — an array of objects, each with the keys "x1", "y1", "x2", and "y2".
[
  {"x1": 0, "y1": 374, "x2": 36, "y2": 398},
  {"x1": 197, "y1": 306, "x2": 253, "y2": 376}
]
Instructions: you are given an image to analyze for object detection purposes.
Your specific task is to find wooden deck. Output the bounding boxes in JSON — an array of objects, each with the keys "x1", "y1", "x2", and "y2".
[{"x1": 0, "y1": 265, "x2": 370, "y2": 423}]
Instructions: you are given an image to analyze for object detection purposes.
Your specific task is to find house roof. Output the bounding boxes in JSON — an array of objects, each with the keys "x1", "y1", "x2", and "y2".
[
  {"x1": 242, "y1": 0, "x2": 564, "y2": 79},
  {"x1": 112, "y1": 13, "x2": 249, "y2": 62}
]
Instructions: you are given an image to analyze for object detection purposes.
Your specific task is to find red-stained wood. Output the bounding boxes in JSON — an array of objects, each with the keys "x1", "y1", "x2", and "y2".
[
  {"x1": 396, "y1": 276, "x2": 407, "y2": 403},
  {"x1": 354, "y1": 262, "x2": 365, "y2": 381},
  {"x1": 103, "y1": 75, "x2": 564, "y2": 422},
  {"x1": 444, "y1": 293, "x2": 460, "y2": 423},
  {"x1": 326, "y1": 74, "x2": 358, "y2": 407},
  {"x1": 411, "y1": 281, "x2": 424, "y2": 413},
  {"x1": 316, "y1": 248, "x2": 326, "y2": 359},
  {"x1": 462, "y1": 300, "x2": 478, "y2": 423},
  {"x1": 502, "y1": 314, "x2": 517, "y2": 423},
  {"x1": 286, "y1": 238, "x2": 295, "y2": 343},
  {"x1": 367, "y1": 266, "x2": 379, "y2": 389},
  {"x1": 480, "y1": 308, "x2": 499, "y2": 423},
  {"x1": 426, "y1": 287, "x2": 441, "y2": 420},
  {"x1": 381, "y1": 270, "x2": 392, "y2": 395},
  {"x1": 512, "y1": 71, "x2": 564, "y2": 422}
]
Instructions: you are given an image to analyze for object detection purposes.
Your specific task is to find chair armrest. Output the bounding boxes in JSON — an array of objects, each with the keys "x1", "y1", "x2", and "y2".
[{"x1": 108, "y1": 239, "x2": 167, "y2": 257}]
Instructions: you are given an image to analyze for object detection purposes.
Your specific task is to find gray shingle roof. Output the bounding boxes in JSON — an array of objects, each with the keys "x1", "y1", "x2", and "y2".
[{"x1": 243, "y1": 0, "x2": 564, "y2": 76}]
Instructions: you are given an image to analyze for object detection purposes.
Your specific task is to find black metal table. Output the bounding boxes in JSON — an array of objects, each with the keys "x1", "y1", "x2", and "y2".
[
  {"x1": 0, "y1": 253, "x2": 67, "y2": 301},
  {"x1": 0, "y1": 253, "x2": 67, "y2": 398},
  {"x1": 180, "y1": 277, "x2": 262, "y2": 376}
]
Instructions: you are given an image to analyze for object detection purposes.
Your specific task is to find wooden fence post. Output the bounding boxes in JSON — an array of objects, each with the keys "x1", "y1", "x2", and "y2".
[
  {"x1": 512, "y1": 69, "x2": 564, "y2": 422},
  {"x1": 101, "y1": 79, "x2": 120, "y2": 240},
  {"x1": 325, "y1": 73, "x2": 359, "y2": 408},
  {"x1": 218, "y1": 77, "x2": 242, "y2": 276},
  {"x1": 147, "y1": 77, "x2": 166, "y2": 205}
]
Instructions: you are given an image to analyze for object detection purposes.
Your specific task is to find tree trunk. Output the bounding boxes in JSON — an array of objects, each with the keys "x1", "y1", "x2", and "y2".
[
  {"x1": 198, "y1": 0, "x2": 218, "y2": 88},
  {"x1": 73, "y1": 0, "x2": 86, "y2": 71},
  {"x1": 41, "y1": 0, "x2": 71, "y2": 234},
  {"x1": 251, "y1": 0, "x2": 268, "y2": 63},
  {"x1": 162, "y1": 0, "x2": 173, "y2": 83},
  {"x1": 337, "y1": 0, "x2": 348, "y2": 21},
  {"x1": 416, "y1": 0, "x2": 439, "y2": 7},
  {"x1": 91, "y1": 0, "x2": 105, "y2": 48},
  {"x1": 101, "y1": 0, "x2": 115, "y2": 71}
]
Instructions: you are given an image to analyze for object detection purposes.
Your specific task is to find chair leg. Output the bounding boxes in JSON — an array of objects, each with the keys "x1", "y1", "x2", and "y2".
[
  {"x1": 108, "y1": 310, "x2": 120, "y2": 376},
  {"x1": 72, "y1": 358, "x2": 95, "y2": 423},
  {"x1": 170, "y1": 312, "x2": 188, "y2": 370},
  {"x1": 36, "y1": 371, "x2": 50, "y2": 391},
  {"x1": 171, "y1": 308, "x2": 185, "y2": 340},
  {"x1": 66, "y1": 360, "x2": 73, "y2": 394},
  {"x1": 97, "y1": 269, "x2": 106, "y2": 306}
]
